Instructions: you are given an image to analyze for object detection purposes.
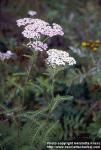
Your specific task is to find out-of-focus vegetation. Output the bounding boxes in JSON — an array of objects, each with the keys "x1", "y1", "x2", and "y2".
[{"x1": 0, "y1": 0, "x2": 101, "y2": 149}]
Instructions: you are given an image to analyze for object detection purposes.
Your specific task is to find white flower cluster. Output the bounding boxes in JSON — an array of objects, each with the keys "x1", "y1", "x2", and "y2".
[
  {"x1": 0, "y1": 51, "x2": 15, "y2": 61},
  {"x1": 46, "y1": 49, "x2": 76, "y2": 68}
]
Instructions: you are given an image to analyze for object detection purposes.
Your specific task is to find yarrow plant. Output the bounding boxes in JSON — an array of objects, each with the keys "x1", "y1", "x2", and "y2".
[
  {"x1": 16, "y1": 16, "x2": 76, "y2": 104},
  {"x1": 0, "y1": 15, "x2": 77, "y2": 150},
  {"x1": 16, "y1": 17, "x2": 76, "y2": 96}
]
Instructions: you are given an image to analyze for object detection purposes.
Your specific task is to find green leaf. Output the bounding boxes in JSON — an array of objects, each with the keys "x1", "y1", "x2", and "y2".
[
  {"x1": 50, "y1": 95, "x2": 73, "y2": 112},
  {"x1": 44, "y1": 121, "x2": 59, "y2": 139},
  {"x1": 12, "y1": 72, "x2": 28, "y2": 76},
  {"x1": 19, "y1": 107, "x2": 49, "y2": 119}
]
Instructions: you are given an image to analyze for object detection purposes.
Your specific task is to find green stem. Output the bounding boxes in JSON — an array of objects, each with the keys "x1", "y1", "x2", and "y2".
[
  {"x1": 43, "y1": 37, "x2": 49, "y2": 43},
  {"x1": 27, "y1": 52, "x2": 37, "y2": 80},
  {"x1": 51, "y1": 70, "x2": 55, "y2": 101},
  {"x1": 17, "y1": 119, "x2": 20, "y2": 150}
]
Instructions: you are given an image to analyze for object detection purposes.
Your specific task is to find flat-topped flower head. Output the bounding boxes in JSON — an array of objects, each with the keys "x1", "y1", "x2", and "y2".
[
  {"x1": 46, "y1": 49, "x2": 76, "y2": 68},
  {"x1": 16, "y1": 17, "x2": 64, "y2": 39},
  {"x1": 27, "y1": 41, "x2": 48, "y2": 51}
]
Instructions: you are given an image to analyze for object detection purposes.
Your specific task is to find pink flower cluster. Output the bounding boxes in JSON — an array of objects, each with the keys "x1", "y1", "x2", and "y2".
[
  {"x1": 27, "y1": 41, "x2": 48, "y2": 51},
  {"x1": 16, "y1": 17, "x2": 64, "y2": 51},
  {"x1": 17, "y1": 18, "x2": 64, "y2": 39}
]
